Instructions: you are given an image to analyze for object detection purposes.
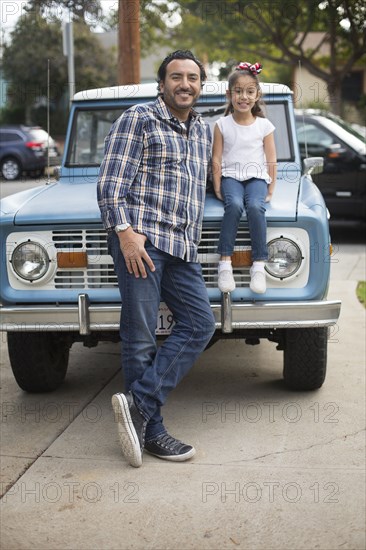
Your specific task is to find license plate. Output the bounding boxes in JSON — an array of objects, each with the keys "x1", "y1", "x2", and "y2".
[{"x1": 156, "y1": 302, "x2": 175, "y2": 335}]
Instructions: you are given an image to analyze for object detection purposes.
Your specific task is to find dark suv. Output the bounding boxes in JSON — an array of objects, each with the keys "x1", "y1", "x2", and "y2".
[{"x1": 0, "y1": 125, "x2": 60, "y2": 180}]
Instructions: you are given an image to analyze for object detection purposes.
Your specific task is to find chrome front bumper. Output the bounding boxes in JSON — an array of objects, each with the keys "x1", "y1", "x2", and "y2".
[{"x1": 0, "y1": 293, "x2": 342, "y2": 334}]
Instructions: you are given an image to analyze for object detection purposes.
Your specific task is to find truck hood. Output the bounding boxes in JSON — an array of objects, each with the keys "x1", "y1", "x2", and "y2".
[
  {"x1": 8, "y1": 181, "x2": 101, "y2": 225},
  {"x1": 6, "y1": 176, "x2": 299, "y2": 226}
]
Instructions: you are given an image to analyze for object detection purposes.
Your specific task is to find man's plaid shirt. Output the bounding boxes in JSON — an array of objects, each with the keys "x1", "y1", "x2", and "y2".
[{"x1": 97, "y1": 96, "x2": 212, "y2": 262}]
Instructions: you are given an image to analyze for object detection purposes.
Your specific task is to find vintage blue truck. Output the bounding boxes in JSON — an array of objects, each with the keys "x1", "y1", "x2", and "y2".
[{"x1": 0, "y1": 82, "x2": 341, "y2": 392}]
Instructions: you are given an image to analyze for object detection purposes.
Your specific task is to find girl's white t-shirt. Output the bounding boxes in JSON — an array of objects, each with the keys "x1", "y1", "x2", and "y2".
[{"x1": 217, "y1": 114, "x2": 275, "y2": 183}]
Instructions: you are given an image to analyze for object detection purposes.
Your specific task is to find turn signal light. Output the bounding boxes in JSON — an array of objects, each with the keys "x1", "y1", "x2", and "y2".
[
  {"x1": 57, "y1": 251, "x2": 88, "y2": 268},
  {"x1": 232, "y1": 249, "x2": 252, "y2": 267}
]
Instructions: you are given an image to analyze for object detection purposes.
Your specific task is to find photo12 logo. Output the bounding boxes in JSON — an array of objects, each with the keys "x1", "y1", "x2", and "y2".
[
  {"x1": 2, "y1": 481, "x2": 139, "y2": 504},
  {"x1": 201, "y1": 401, "x2": 340, "y2": 424},
  {"x1": 1, "y1": 401, "x2": 104, "y2": 424},
  {"x1": 202, "y1": 481, "x2": 340, "y2": 504}
]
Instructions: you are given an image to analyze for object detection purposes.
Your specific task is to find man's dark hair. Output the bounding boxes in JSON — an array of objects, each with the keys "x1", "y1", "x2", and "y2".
[{"x1": 157, "y1": 50, "x2": 207, "y2": 87}]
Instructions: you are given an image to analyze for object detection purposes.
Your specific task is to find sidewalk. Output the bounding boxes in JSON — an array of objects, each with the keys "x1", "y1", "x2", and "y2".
[{"x1": 0, "y1": 240, "x2": 365, "y2": 550}]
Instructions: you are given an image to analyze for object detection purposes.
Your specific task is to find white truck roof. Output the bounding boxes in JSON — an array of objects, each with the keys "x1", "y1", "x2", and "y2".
[{"x1": 73, "y1": 81, "x2": 293, "y2": 101}]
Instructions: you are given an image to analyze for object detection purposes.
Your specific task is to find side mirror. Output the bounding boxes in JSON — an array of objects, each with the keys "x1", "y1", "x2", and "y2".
[{"x1": 303, "y1": 157, "x2": 324, "y2": 176}]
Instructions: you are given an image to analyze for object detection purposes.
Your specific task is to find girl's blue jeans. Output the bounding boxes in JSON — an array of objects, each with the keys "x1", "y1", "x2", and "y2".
[
  {"x1": 217, "y1": 176, "x2": 269, "y2": 261},
  {"x1": 108, "y1": 232, "x2": 216, "y2": 442}
]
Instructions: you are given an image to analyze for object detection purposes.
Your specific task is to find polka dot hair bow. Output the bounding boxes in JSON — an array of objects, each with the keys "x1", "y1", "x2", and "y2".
[{"x1": 235, "y1": 62, "x2": 262, "y2": 75}]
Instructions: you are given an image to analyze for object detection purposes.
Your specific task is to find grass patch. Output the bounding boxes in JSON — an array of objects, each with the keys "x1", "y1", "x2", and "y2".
[{"x1": 356, "y1": 281, "x2": 366, "y2": 308}]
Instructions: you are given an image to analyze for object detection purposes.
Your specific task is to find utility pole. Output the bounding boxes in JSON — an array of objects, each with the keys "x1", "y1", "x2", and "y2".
[
  {"x1": 62, "y1": 21, "x2": 75, "y2": 107},
  {"x1": 118, "y1": 0, "x2": 140, "y2": 84}
]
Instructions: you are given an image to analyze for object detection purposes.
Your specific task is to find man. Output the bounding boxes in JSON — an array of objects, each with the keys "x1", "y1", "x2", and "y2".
[{"x1": 97, "y1": 50, "x2": 215, "y2": 468}]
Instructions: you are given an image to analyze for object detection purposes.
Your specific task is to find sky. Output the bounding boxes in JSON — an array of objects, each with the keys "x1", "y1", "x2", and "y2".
[{"x1": 1, "y1": 1, "x2": 27, "y2": 41}]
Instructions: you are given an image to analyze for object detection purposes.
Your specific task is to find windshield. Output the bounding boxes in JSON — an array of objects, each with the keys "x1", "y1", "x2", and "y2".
[
  {"x1": 197, "y1": 102, "x2": 294, "y2": 162},
  {"x1": 66, "y1": 101, "x2": 294, "y2": 167},
  {"x1": 66, "y1": 108, "x2": 124, "y2": 166}
]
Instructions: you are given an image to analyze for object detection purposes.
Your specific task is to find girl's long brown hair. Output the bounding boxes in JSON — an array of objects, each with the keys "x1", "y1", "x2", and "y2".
[{"x1": 224, "y1": 69, "x2": 265, "y2": 118}]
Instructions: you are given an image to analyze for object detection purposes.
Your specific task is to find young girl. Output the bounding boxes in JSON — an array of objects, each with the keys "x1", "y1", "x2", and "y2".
[{"x1": 213, "y1": 61, "x2": 277, "y2": 294}]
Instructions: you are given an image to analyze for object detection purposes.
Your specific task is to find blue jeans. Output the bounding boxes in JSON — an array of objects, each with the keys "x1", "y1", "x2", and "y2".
[
  {"x1": 109, "y1": 233, "x2": 216, "y2": 441},
  {"x1": 218, "y1": 177, "x2": 268, "y2": 261}
]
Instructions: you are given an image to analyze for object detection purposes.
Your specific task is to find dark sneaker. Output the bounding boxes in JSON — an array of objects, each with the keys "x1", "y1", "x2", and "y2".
[
  {"x1": 111, "y1": 392, "x2": 147, "y2": 468},
  {"x1": 144, "y1": 433, "x2": 196, "y2": 462}
]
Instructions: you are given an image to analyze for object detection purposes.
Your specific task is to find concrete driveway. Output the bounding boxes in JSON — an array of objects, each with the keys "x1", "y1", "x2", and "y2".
[{"x1": 1, "y1": 229, "x2": 365, "y2": 550}]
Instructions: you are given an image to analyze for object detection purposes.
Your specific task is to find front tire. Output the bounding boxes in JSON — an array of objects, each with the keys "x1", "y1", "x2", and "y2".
[
  {"x1": 283, "y1": 327, "x2": 328, "y2": 390},
  {"x1": 7, "y1": 332, "x2": 71, "y2": 392}
]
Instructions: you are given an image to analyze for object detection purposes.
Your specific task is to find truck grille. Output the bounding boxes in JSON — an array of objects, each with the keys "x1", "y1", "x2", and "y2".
[
  {"x1": 52, "y1": 227, "x2": 252, "y2": 289},
  {"x1": 198, "y1": 226, "x2": 251, "y2": 287},
  {"x1": 52, "y1": 229, "x2": 116, "y2": 289}
]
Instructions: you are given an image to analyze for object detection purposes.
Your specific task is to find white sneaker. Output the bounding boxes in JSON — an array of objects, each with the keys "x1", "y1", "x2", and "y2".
[
  {"x1": 218, "y1": 269, "x2": 236, "y2": 292},
  {"x1": 250, "y1": 267, "x2": 266, "y2": 294}
]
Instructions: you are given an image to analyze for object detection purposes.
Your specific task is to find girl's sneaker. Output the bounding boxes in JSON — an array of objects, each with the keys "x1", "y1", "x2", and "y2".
[
  {"x1": 218, "y1": 269, "x2": 235, "y2": 292},
  {"x1": 218, "y1": 260, "x2": 235, "y2": 292},
  {"x1": 250, "y1": 267, "x2": 266, "y2": 294}
]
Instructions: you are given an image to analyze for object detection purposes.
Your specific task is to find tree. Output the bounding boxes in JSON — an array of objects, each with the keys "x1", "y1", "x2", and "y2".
[
  {"x1": 2, "y1": 13, "x2": 117, "y2": 131},
  {"x1": 152, "y1": 0, "x2": 366, "y2": 115},
  {"x1": 24, "y1": 0, "x2": 103, "y2": 25},
  {"x1": 59, "y1": 0, "x2": 102, "y2": 22},
  {"x1": 72, "y1": 20, "x2": 117, "y2": 89},
  {"x1": 2, "y1": 15, "x2": 67, "y2": 124}
]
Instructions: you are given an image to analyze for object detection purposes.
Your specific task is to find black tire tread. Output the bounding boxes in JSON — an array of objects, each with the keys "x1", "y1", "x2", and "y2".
[
  {"x1": 283, "y1": 327, "x2": 328, "y2": 390},
  {"x1": 7, "y1": 332, "x2": 70, "y2": 392}
]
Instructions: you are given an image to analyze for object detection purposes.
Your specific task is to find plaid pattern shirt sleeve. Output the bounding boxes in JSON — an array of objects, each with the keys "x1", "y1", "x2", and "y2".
[
  {"x1": 97, "y1": 97, "x2": 212, "y2": 262},
  {"x1": 97, "y1": 107, "x2": 144, "y2": 228}
]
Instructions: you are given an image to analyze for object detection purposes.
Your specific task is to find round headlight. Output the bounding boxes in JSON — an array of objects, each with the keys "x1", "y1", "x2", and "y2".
[
  {"x1": 266, "y1": 238, "x2": 303, "y2": 279},
  {"x1": 11, "y1": 241, "x2": 50, "y2": 281}
]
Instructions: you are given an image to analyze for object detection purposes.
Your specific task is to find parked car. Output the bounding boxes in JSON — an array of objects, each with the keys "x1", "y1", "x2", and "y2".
[
  {"x1": 0, "y1": 83, "x2": 341, "y2": 393},
  {"x1": 295, "y1": 110, "x2": 366, "y2": 222},
  {"x1": 0, "y1": 125, "x2": 61, "y2": 180}
]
